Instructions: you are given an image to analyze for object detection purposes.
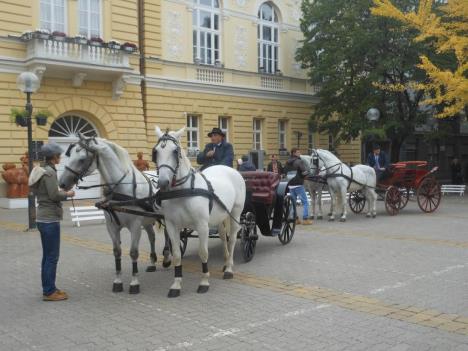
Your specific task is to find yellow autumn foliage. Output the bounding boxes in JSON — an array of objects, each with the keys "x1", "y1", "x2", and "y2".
[{"x1": 371, "y1": 0, "x2": 468, "y2": 118}]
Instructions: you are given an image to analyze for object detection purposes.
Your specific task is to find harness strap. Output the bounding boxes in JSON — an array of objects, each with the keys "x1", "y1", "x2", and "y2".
[{"x1": 199, "y1": 173, "x2": 214, "y2": 213}]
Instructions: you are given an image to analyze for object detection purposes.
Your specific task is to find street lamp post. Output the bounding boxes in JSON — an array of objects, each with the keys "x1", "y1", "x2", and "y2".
[
  {"x1": 16, "y1": 72, "x2": 40, "y2": 230},
  {"x1": 364, "y1": 108, "x2": 381, "y2": 162}
]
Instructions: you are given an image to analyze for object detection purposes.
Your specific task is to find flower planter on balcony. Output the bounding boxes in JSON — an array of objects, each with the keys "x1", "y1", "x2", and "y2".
[
  {"x1": 122, "y1": 42, "x2": 137, "y2": 53},
  {"x1": 74, "y1": 36, "x2": 88, "y2": 45},
  {"x1": 90, "y1": 41, "x2": 103, "y2": 47},
  {"x1": 36, "y1": 33, "x2": 50, "y2": 40},
  {"x1": 108, "y1": 43, "x2": 121, "y2": 50},
  {"x1": 52, "y1": 31, "x2": 67, "y2": 41}
]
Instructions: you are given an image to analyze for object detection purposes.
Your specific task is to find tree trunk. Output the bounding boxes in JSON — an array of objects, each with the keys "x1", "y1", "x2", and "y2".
[{"x1": 390, "y1": 139, "x2": 403, "y2": 163}]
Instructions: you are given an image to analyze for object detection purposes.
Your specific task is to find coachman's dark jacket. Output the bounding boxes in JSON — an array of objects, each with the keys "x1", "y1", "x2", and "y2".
[{"x1": 196, "y1": 140, "x2": 234, "y2": 170}]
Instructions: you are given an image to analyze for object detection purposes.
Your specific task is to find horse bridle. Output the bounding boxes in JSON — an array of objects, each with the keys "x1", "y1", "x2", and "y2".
[
  {"x1": 311, "y1": 150, "x2": 341, "y2": 177},
  {"x1": 65, "y1": 137, "x2": 99, "y2": 183},
  {"x1": 153, "y1": 133, "x2": 189, "y2": 187}
]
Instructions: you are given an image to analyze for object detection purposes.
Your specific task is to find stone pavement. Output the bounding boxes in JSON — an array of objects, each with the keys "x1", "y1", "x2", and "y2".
[{"x1": 0, "y1": 197, "x2": 467, "y2": 350}]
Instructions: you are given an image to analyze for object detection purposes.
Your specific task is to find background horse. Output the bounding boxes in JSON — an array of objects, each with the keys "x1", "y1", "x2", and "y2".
[
  {"x1": 309, "y1": 149, "x2": 377, "y2": 221},
  {"x1": 59, "y1": 134, "x2": 171, "y2": 294},
  {"x1": 153, "y1": 126, "x2": 246, "y2": 298},
  {"x1": 300, "y1": 155, "x2": 331, "y2": 220}
]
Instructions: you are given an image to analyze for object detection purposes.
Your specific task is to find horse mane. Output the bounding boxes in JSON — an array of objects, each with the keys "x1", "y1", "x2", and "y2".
[
  {"x1": 300, "y1": 155, "x2": 312, "y2": 168},
  {"x1": 317, "y1": 149, "x2": 341, "y2": 164},
  {"x1": 98, "y1": 138, "x2": 138, "y2": 172}
]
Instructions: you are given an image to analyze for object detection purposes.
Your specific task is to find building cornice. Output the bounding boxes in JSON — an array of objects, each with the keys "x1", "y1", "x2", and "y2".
[{"x1": 145, "y1": 75, "x2": 319, "y2": 103}]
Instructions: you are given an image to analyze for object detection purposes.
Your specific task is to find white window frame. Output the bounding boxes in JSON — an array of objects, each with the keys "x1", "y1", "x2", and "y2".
[
  {"x1": 308, "y1": 127, "x2": 314, "y2": 154},
  {"x1": 218, "y1": 116, "x2": 229, "y2": 142},
  {"x1": 186, "y1": 115, "x2": 200, "y2": 154},
  {"x1": 278, "y1": 120, "x2": 287, "y2": 150},
  {"x1": 40, "y1": 0, "x2": 67, "y2": 33},
  {"x1": 79, "y1": 0, "x2": 103, "y2": 38},
  {"x1": 253, "y1": 119, "x2": 263, "y2": 151},
  {"x1": 257, "y1": 2, "x2": 279, "y2": 74},
  {"x1": 192, "y1": 0, "x2": 221, "y2": 66}
]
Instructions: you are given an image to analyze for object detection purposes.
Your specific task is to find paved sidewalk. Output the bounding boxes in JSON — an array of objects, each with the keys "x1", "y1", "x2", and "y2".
[{"x1": 0, "y1": 197, "x2": 467, "y2": 350}]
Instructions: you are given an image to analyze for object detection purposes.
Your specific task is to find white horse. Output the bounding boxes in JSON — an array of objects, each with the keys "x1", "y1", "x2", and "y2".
[
  {"x1": 309, "y1": 149, "x2": 377, "y2": 221},
  {"x1": 301, "y1": 155, "x2": 331, "y2": 220},
  {"x1": 153, "y1": 126, "x2": 246, "y2": 298},
  {"x1": 59, "y1": 134, "x2": 171, "y2": 294}
]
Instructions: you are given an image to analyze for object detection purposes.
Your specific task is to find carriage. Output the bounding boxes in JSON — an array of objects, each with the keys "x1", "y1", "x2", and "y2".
[
  {"x1": 348, "y1": 161, "x2": 441, "y2": 216},
  {"x1": 178, "y1": 171, "x2": 297, "y2": 262}
]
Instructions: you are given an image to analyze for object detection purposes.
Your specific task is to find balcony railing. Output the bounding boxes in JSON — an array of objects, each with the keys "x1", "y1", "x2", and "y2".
[
  {"x1": 196, "y1": 67, "x2": 224, "y2": 84},
  {"x1": 26, "y1": 38, "x2": 130, "y2": 68}
]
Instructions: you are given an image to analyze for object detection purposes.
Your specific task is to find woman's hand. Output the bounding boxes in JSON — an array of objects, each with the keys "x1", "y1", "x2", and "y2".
[{"x1": 66, "y1": 190, "x2": 75, "y2": 198}]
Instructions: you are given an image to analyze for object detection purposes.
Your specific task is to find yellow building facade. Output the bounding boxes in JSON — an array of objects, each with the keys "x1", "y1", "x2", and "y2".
[{"x1": 0, "y1": 0, "x2": 360, "y2": 198}]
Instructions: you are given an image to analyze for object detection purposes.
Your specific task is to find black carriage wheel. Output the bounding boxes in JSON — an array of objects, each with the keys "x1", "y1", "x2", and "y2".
[
  {"x1": 385, "y1": 186, "x2": 401, "y2": 216},
  {"x1": 348, "y1": 190, "x2": 366, "y2": 214},
  {"x1": 278, "y1": 194, "x2": 296, "y2": 245},
  {"x1": 417, "y1": 177, "x2": 441, "y2": 213},
  {"x1": 241, "y1": 212, "x2": 257, "y2": 262},
  {"x1": 399, "y1": 187, "x2": 410, "y2": 209}
]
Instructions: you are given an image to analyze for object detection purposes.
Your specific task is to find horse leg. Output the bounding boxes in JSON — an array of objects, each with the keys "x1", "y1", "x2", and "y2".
[
  {"x1": 162, "y1": 225, "x2": 172, "y2": 268},
  {"x1": 372, "y1": 189, "x2": 378, "y2": 218},
  {"x1": 311, "y1": 190, "x2": 316, "y2": 220},
  {"x1": 166, "y1": 221, "x2": 182, "y2": 298},
  {"x1": 217, "y1": 222, "x2": 229, "y2": 272},
  {"x1": 195, "y1": 222, "x2": 210, "y2": 293},
  {"x1": 108, "y1": 223, "x2": 123, "y2": 293},
  {"x1": 144, "y1": 224, "x2": 157, "y2": 272},
  {"x1": 128, "y1": 222, "x2": 143, "y2": 294},
  {"x1": 339, "y1": 187, "x2": 348, "y2": 222},
  {"x1": 224, "y1": 215, "x2": 241, "y2": 280},
  {"x1": 328, "y1": 187, "x2": 336, "y2": 221},
  {"x1": 317, "y1": 188, "x2": 323, "y2": 220},
  {"x1": 365, "y1": 189, "x2": 372, "y2": 218}
]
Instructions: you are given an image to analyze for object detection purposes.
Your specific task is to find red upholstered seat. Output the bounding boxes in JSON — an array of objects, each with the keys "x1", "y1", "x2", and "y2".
[{"x1": 241, "y1": 171, "x2": 280, "y2": 205}]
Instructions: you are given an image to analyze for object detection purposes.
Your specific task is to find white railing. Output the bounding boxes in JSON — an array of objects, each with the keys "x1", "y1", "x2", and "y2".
[
  {"x1": 196, "y1": 68, "x2": 224, "y2": 84},
  {"x1": 261, "y1": 76, "x2": 284, "y2": 90},
  {"x1": 26, "y1": 38, "x2": 130, "y2": 67}
]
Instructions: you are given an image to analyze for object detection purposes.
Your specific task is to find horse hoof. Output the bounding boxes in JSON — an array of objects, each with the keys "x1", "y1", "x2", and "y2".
[
  {"x1": 223, "y1": 271, "x2": 234, "y2": 280},
  {"x1": 222, "y1": 265, "x2": 226, "y2": 272},
  {"x1": 146, "y1": 265, "x2": 156, "y2": 272},
  {"x1": 339, "y1": 218, "x2": 346, "y2": 222},
  {"x1": 372, "y1": 214, "x2": 377, "y2": 218},
  {"x1": 366, "y1": 214, "x2": 371, "y2": 218},
  {"x1": 328, "y1": 218, "x2": 335, "y2": 222},
  {"x1": 317, "y1": 216, "x2": 323, "y2": 220},
  {"x1": 162, "y1": 260, "x2": 172, "y2": 268},
  {"x1": 327, "y1": 213, "x2": 332, "y2": 217},
  {"x1": 197, "y1": 285, "x2": 210, "y2": 294},
  {"x1": 112, "y1": 282, "x2": 123, "y2": 293},
  {"x1": 129, "y1": 285, "x2": 140, "y2": 294},
  {"x1": 167, "y1": 289, "x2": 180, "y2": 298}
]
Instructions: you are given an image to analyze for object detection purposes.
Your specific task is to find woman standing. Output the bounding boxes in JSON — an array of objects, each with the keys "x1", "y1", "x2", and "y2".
[{"x1": 29, "y1": 143, "x2": 75, "y2": 301}]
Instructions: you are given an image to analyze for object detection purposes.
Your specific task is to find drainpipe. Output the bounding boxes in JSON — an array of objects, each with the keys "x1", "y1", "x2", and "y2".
[{"x1": 138, "y1": 0, "x2": 148, "y2": 131}]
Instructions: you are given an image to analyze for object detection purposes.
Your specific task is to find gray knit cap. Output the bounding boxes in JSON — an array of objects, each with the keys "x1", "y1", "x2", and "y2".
[{"x1": 41, "y1": 142, "x2": 63, "y2": 158}]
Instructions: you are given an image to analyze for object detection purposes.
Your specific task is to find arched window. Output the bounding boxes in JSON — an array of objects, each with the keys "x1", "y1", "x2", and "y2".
[
  {"x1": 192, "y1": 0, "x2": 221, "y2": 65},
  {"x1": 79, "y1": 0, "x2": 102, "y2": 38},
  {"x1": 49, "y1": 115, "x2": 98, "y2": 138},
  {"x1": 257, "y1": 2, "x2": 279, "y2": 74}
]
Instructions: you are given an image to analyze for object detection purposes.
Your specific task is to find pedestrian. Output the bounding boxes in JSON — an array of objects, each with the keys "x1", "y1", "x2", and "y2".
[
  {"x1": 29, "y1": 143, "x2": 75, "y2": 301},
  {"x1": 238, "y1": 155, "x2": 256, "y2": 171},
  {"x1": 197, "y1": 127, "x2": 234, "y2": 170},
  {"x1": 451, "y1": 158, "x2": 463, "y2": 185},
  {"x1": 285, "y1": 148, "x2": 312, "y2": 225},
  {"x1": 267, "y1": 154, "x2": 283, "y2": 175}
]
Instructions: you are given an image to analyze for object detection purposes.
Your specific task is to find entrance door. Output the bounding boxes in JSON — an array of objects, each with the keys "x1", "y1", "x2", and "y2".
[{"x1": 49, "y1": 115, "x2": 101, "y2": 200}]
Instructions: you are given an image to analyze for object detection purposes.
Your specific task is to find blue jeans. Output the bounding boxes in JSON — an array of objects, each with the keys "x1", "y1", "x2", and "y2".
[
  {"x1": 290, "y1": 186, "x2": 309, "y2": 220},
  {"x1": 37, "y1": 222, "x2": 60, "y2": 296}
]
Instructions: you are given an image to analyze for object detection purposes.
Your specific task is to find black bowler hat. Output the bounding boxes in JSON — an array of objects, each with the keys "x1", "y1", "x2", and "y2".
[
  {"x1": 373, "y1": 144, "x2": 381, "y2": 150},
  {"x1": 207, "y1": 127, "x2": 225, "y2": 137}
]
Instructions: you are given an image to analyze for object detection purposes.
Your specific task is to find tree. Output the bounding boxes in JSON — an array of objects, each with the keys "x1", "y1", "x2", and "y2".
[
  {"x1": 297, "y1": 0, "x2": 438, "y2": 161},
  {"x1": 371, "y1": 0, "x2": 468, "y2": 118}
]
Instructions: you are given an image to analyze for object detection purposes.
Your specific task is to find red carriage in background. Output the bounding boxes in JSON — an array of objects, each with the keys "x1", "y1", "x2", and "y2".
[{"x1": 349, "y1": 161, "x2": 442, "y2": 216}]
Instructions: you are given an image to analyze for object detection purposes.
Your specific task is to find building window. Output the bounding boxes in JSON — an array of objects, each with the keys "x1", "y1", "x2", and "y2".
[
  {"x1": 79, "y1": 0, "x2": 101, "y2": 38},
  {"x1": 218, "y1": 116, "x2": 229, "y2": 142},
  {"x1": 40, "y1": 0, "x2": 66, "y2": 33},
  {"x1": 278, "y1": 120, "x2": 287, "y2": 151},
  {"x1": 253, "y1": 119, "x2": 262, "y2": 150},
  {"x1": 186, "y1": 115, "x2": 200, "y2": 156},
  {"x1": 308, "y1": 127, "x2": 314, "y2": 154},
  {"x1": 257, "y1": 2, "x2": 279, "y2": 74},
  {"x1": 328, "y1": 134, "x2": 334, "y2": 152},
  {"x1": 193, "y1": 0, "x2": 221, "y2": 65}
]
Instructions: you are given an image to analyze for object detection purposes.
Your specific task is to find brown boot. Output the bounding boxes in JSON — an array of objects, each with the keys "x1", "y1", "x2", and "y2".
[
  {"x1": 302, "y1": 219, "x2": 313, "y2": 225},
  {"x1": 295, "y1": 218, "x2": 302, "y2": 225},
  {"x1": 43, "y1": 290, "x2": 68, "y2": 301}
]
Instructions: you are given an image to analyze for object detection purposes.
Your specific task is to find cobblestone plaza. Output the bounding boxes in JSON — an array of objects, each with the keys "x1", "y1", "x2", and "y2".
[{"x1": 1, "y1": 197, "x2": 467, "y2": 350}]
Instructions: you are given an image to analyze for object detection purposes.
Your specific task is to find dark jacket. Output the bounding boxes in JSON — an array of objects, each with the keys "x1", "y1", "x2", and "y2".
[
  {"x1": 285, "y1": 156, "x2": 308, "y2": 186},
  {"x1": 29, "y1": 163, "x2": 68, "y2": 222},
  {"x1": 239, "y1": 161, "x2": 256, "y2": 172},
  {"x1": 267, "y1": 161, "x2": 283, "y2": 174},
  {"x1": 451, "y1": 162, "x2": 463, "y2": 184},
  {"x1": 197, "y1": 140, "x2": 234, "y2": 170},
  {"x1": 367, "y1": 151, "x2": 389, "y2": 170}
]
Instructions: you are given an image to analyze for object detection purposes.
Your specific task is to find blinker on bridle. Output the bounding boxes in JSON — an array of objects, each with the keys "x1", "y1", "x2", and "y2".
[
  {"x1": 153, "y1": 133, "x2": 182, "y2": 187},
  {"x1": 64, "y1": 137, "x2": 99, "y2": 182}
]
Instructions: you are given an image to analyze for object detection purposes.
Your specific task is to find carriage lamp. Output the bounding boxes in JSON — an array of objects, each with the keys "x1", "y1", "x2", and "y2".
[{"x1": 17, "y1": 71, "x2": 40, "y2": 230}]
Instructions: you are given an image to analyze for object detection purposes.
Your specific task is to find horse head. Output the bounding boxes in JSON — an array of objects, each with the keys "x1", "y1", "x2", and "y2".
[
  {"x1": 153, "y1": 126, "x2": 186, "y2": 190},
  {"x1": 59, "y1": 133, "x2": 101, "y2": 190}
]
